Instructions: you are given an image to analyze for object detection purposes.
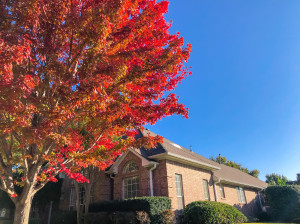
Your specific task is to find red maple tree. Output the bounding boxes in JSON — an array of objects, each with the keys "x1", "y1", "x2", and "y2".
[{"x1": 0, "y1": 0, "x2": 191, "y2": 223}]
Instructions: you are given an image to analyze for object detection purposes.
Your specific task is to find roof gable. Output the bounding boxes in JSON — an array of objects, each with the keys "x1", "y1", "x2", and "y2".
[{"x1": 106, "y1": 148, "x2": 152, "y2": 174}]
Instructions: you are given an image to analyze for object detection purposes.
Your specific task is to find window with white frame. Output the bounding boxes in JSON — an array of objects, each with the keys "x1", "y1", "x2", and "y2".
[
  {"x1": 203, "y1": 179, "x2": 210, "y2": 201},
  {"x1": 90, "y1": 186, "x2": 94, "y2": 203},
  {"x1": 219, "y1": 184, "x2": 225, "y2": 198},
  {"x1": 175, "y1": 174, "x2": 184, "y2": 209},
  {"x1": 124, "y1": 176, "x2": 139, "y2": 199},
  {"x1": 79, "y1": 186, "x2": 85, "y2": 205},
  {"x1": 236, "y1": 187, "x2": 246, "y2": 204},
  {"x1": 69, "y1": 187, "x2": 75, "y2": 211},
  {"x1": 123, "y1": 161, "x2": 139, "y2": 174}
]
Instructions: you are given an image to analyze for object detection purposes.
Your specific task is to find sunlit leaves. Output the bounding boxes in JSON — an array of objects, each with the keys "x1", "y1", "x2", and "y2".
[{"x1": 0, "y1": 0, "x2": 191, "y2": 194}]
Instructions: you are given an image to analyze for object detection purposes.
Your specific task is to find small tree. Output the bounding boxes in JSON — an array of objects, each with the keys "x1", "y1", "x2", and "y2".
[
  {"x1": 0, "y1": 0, "x2": 191, "y2": 223},
  {"x1": 264, "y1": 185, "x2": 300, "y2": 222},
  {"x1": 74, "y1": 167, "x2": 98, "y2": 224},
  {"x1": 265, "y1": 173, "x2": 289, "y2": 186}
]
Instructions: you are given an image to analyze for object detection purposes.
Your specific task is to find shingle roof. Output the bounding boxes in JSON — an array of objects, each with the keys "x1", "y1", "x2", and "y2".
[
  {"x1": 214, "y1": 164, "x2": 268, "y2": 189},
  {"x1": 137, "y1": 129, "x2": 219, "y2": 167},
  {"x1": 137, "y1": 129, "x2": 267, "y2": 189}
]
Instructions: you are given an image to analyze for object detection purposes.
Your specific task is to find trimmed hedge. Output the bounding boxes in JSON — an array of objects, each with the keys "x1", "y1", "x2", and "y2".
[
  {"x1": 184, "y1": 201, "x2": 247, "y2": 224},
  {"x1": 89, "y1": 196, "x2": 171, "y2": 224},
  {"x1": 50, "y1": 210, "x2": 76, "y2": 224},
  {"x1": 264, "y1": 185, "x2": 300, "y2": 222}
]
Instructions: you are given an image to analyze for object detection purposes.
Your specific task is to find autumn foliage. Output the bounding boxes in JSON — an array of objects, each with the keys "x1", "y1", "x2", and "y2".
[{"x1": 0, "y1": 0, "x2": 190, "y2": 222}]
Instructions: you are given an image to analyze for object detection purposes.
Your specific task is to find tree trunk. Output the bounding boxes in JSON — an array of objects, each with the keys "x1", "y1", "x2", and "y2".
[
  {"x1": 13, "y1": 200, "x2": 32, "y2": 224},
  {"x1": 74, "y1": 183, "x2": 81, "y2": 224},
  {"x1": 83, "y1": 184, "x2": 91, "y2": 224}
]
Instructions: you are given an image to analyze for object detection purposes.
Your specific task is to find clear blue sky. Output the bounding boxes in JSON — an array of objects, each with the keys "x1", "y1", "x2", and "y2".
[{"x1": 146, "y1": 0, "x2": 300, "y2": 181}]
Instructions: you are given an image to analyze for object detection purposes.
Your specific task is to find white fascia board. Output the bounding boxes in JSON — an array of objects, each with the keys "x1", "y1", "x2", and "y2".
[
  {"x1": 149, "y1": 152, "x2": 220, "y2": 171},
  {"x1": 218, "y1": 178, "x2": 266, "y2": 190}
]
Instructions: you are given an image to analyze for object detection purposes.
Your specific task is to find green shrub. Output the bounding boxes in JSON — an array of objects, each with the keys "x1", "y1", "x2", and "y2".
[
  {"x1": 258, "y1": 211, "x2": 273, "y2": 222},
  {"x1": 184, "y1": 201, "x2": 247, "y2": 224},
  {"x1": 264, "y1": 185, "x2": 300, "y2": 222},
  {"x1": 160, "y1": 209, "x2": 175, "y2": 224},
  {"x1": 50, "y1": 210, "x2": 76, "y2": 224},
  {"x1": 29, "y1": 218, "x2": 42, "y2": 224},
  {"x1": 89, "y1": 196, "x2": 171, "y2": 224}
]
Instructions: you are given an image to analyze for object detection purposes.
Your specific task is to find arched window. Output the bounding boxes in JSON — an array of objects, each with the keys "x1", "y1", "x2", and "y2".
[{"x1": 123, "y1": 161, "x2": 139, "y2": 174}]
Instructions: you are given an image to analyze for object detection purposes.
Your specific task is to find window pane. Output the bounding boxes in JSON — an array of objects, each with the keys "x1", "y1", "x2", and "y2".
[
  {"x1": 124, "y1": 162, "x2": 139, "y2": 174},
  {"x1": 219, "y1": 185, "x2": 225, "y2": 198},
  {"x1": 236, "y1": 187, "x2": 241, "y2": 203},
  {"x1": 203, "y1": 180, "x2": 210, "y2": 201},
  {"x1": 240, "y1": 187, "x2": 246, "y2": 203},
  {"x1": 124, "y1": 176, "x2": 139, "y2": 199},
  {"x1": 175, "y1": 174, "x2": 184, "y2": 209},
  {"x1": 69, "y1": 187, "x2": 75, "y2": 210},
  {"x1": 177, "y1": 197, "x2": 184, "y2": 210},
  {"x1": 236, "y1": 187, "x2": 246, "y2": 203}
]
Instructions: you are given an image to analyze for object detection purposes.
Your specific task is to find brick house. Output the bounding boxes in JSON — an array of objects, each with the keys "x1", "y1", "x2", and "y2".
[{"x1": 59, "y1": 129, "x2": 267, "y2": 218}]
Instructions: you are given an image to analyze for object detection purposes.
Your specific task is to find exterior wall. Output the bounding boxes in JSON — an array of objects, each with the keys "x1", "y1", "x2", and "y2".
[
  {"x1": 241, "y1": 188, "x2": 260, "y2": 217},
  {"x1": 59, "y1": 175, "x2": 74, "y2": 211},
  {"x1": 165, "y1": 160, "x2": 215, "y2": 210},
  {"x1": 92, "y1": 172, "x2": 112, "y2": 202},
  {"x1": 58, "y1": 153, "x2": 262, "y2": 218},
  {"x1": 58, "y1": 171, "x2": 111, "y2": 211},
  {"x1": 113, "y1": 152, "x2": 151, "y2": 200},
  {"x1": 152, "y1": 160, "x2": 168, "y2": 196},
  {"x1": 216, "y1": 183, "x2": 260, "y2": 217},
  {"x1": 165, "y1": 160, "x2": 261, "y2": 217}
]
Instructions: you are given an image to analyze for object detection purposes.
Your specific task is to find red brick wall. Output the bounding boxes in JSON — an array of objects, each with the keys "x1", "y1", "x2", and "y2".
[
  {"x1": 216, "y1": 183, "x2": 260, "y2": 217},
  {"x1": 113, "y1": 152, "x2": 150, "y2": 200},
  {"x1": 152, "y1": 160, "x2": 168, "y2": 196},
  {"x1": 58, "y1": 171, "x2": 111, "y2": 211},
  {"x1": 92, "y1": 172, "x2": 112, "y2": 202},
  {"x1": 165, "y1": 160, "x2": 216, "y2": 210},
  {"x1": 58, "y1": 153, "x2": 261, "y2": 218},
  {"x1": 58, "y1": 176, "x2": 73, "y2": 211},
  {"x1": 164, "y1": 160, "x2": 261, "y2": 217}
]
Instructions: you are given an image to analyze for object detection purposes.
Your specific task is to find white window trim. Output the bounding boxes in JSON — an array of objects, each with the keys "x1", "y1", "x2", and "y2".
[
  {"x1": 203, "y1": 179, "x2": 210, "y2": 201},
  {"x1": 175, "y1": 174, "x2": 184, "y2": 210},
  {"x1": 123, "y1": 176, "x2": 139, "y2": 199},
  {"x1": 236, "y1": 187, "x2": 247, "y2": 204},
  {"x1": 219, "y1": 184, "x2": 225, "y2": 198}
]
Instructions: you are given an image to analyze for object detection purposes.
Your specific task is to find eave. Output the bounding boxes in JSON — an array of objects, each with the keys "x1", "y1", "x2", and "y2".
[
  {"x1": 213, "y1": 176, "x2": 267, "y2": 190},
  {"x1": 149, "y1": 152, "x2": 220, "y2": 171}
]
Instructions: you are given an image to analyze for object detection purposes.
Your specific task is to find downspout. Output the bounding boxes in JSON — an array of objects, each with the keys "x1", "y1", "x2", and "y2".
[
  {"x1": 149, "y1": 163, "x2": 158, "y2": 196},
  {"x1": 212, "y1": 174, "x2": 220, "y2": 202},
  {"x1": 47, "y1": 201, "x2": 53, "y2": 224},
  {"x1": 258, "y1": 189, "x2": 264, "y2": 211}
]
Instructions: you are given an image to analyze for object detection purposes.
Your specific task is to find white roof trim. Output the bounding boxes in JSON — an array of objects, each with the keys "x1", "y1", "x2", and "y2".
[
  {"x1": 106, "y1": 148, "x2": 151, "y2": 174},
  {"x1": 214, "y1": 176, "x2": 266, "y2": 190},
  {"x1": 149, "y1": 152, "x2": 220, "y2": 171}
]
